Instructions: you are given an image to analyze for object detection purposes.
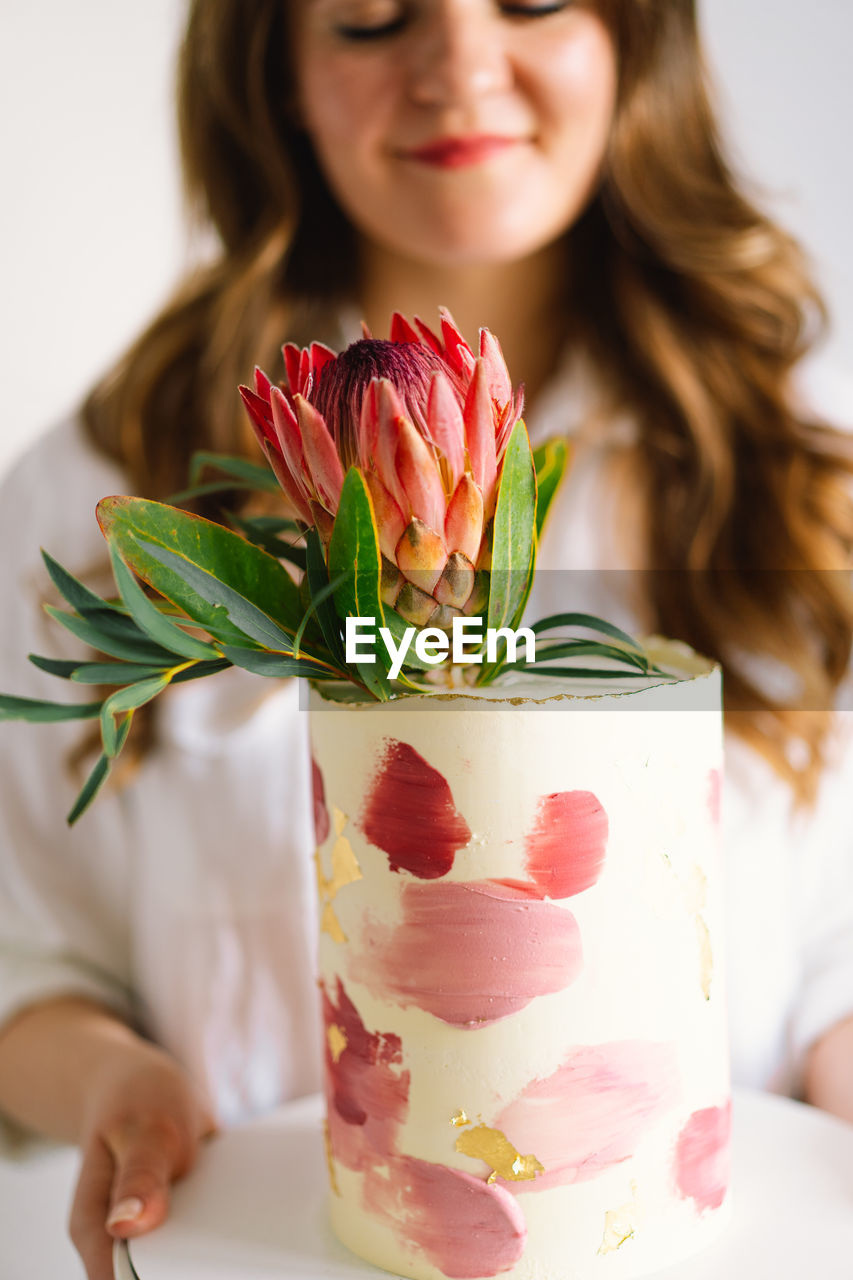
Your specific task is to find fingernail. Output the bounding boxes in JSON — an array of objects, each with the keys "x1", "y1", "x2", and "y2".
[{"x1": 106, "y1": 1197, "x2": 145, "y2": 1228}]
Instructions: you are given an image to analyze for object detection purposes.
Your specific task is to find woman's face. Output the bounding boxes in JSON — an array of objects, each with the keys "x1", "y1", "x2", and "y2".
[{"x1": 293, "y1": 0, "x2": 617, "y2": 268}]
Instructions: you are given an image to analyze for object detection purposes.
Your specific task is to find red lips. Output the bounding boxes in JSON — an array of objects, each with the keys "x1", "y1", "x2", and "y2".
[{"x1": 403, "y1": 134, "x2": 520, "y2": 168}]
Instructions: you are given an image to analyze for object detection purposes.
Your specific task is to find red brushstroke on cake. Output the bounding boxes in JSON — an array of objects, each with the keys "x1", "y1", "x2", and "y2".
[
  {"x1": 351, "y1": 880, "x2": 583, "y2": 1026},
  {"x1": 321, "y1": 978, "x2": 409, "y2": 1170},
  {"x1": 359, "y1": 739, "x2": 471, "y2": 878},
  {"x1": 707, "y1": 768, "x2": 722, "y2": 827},
  {"x1": 674, "y1": 1100, "x2": 732, "y2": 1211},
  {"x1": 321, "y1": 978, "x2": 526, "y2": 1275},
  {"x1": 496, "y1": 1041, "x2": 680, "y2": 1192},
  {"x1": 523, "y1": 790, "x2": 608, "y2": 899},
  {"x1": 312, "y1": 757, "x2": 330, "y2": 845},
  {"x1": 366, "y1": 1156, "x2": 526, "y2": 1278}
]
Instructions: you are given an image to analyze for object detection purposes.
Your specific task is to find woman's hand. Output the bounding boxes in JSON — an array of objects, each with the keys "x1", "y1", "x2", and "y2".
[{"x1": 69, "y1": 1039, "x2": 216, "y2": 1280}]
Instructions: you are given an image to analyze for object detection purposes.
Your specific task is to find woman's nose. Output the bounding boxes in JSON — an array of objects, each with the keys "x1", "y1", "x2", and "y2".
[{"x1": 406, "y1": 3, "x2": 513, "y2": 108}]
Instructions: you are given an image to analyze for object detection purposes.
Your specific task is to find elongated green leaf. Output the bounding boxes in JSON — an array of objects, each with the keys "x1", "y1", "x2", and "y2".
[
  {"x1": 110, "y1": 547, "x2": 221, "y2": 661},
  {"x1": 0, "y1": 694, "x2": 103, "y2": 722},
  {"x1": 70, "y1": 662, "x2": 173, "y2": 685},
  {"x1": 328, "y1": 469, "x2": 390, "y2": 701},
  {"x1": 136, "y1": 540, "x2": 298, "y2": 653},
  {"x1": 188, "y1": 451, "x2": 281, "y2": 492},
  {"x1": 67, "y1": 753, "x2": 111, "y2": 825},
  {"x1": 530, "y1": 611, "x2": 644, "y2": 651},
  {"x1": 43, "y1": 606, "x2": 175, "y2": 665},
  {"x1": 221, "y1": 646, "x2": 345, "y2": 681},
  {"x1": 170, "y1": 658, "x2": 232, "y2": 684},
  {"x1": 41, "y1": 550, "x2": 123, "y2": 619},
  {"x1": 532, "y1": 438, "x2": 569, "y2": 540},
  {"x1": 503, "y1": 666, "x2": 660, "y2": 680},
  {"x1": 487, "y1": 421, "x2": 537, "y2": 634},
  {"x1": 97, "y1": 497, "x2": 304, "y2": 646},
  {"x1": 230, "y1": 513, "x2": 307, "y2": 569},
  {"x1": 27, "y1": 655, "x2": 81, "y2": 679},
  {"x1": 305, "y1": 530, "x2": 345, "y2": 665},
  {"x1": 100, "y1": 676, "x2": 171, "y2": 756},
  {"x1": 529, "y1": 640, "x2": 656, "y2": 672}
]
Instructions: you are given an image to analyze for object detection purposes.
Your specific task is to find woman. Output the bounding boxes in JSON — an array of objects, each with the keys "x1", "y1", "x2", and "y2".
[{"x1": 0, "y1": 3, "x2": 851, "y2": 1279}]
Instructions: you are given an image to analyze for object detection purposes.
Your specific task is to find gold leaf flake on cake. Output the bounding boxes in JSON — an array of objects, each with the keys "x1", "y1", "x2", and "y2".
[
  {"x1": 327, "y1": 1024, "x2": 348, "y2": 1063},
  {"x1": 455, "y1": 1124, "x2": 544, "y2": 1184},
  {"x1": 598, "y1": 1181, "x2": 641, "y2": 1255},
  {"x1": 321, "y1": 901, "x2": 347, "y2": 944},
  {"x1": 315, "y1": 811, "x2": 361, "y2": 945},
  {"x1": 323, "y1": 1120, "x2": 340, "y2": 1196},
  {"x1": 696, "y1": 914, "x2": 713, "y2": 999},
  {"x1": 450, "y1": 1109, "x2": 471, "y2": 1128},
  {"x1": 329, "y1": 835, "x2": 363, "y2": 896}
]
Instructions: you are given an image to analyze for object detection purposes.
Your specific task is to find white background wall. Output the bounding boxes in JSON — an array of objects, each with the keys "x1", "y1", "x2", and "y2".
[{"x1": 0, "y1": 1, "x2": 851, "y2": 481}]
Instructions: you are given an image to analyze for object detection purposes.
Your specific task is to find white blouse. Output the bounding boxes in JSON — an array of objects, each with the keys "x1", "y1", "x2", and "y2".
[{"x1": 0, "y1": 360, "x2": 852, "y2": 1131}]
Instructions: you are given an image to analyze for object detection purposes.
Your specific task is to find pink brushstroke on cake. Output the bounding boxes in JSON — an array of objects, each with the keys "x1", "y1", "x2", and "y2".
[
  {"x1": 312, "y1": 757, "x2": 330, "y2": 845},
  {"x1": 523, "y1": 790, "x2": 609, "y2": 899},
  {"x1": 496, "y1": 1041, "x2": 681, "y2": 1192},
  {"x1": 707, "y1": 768, "x2": 722, "y2": 827},
  {"x1": 352, "y1": 879, "x2": 583, "y2": 1025},
  {"x1": 322, "y1": 979, "x2": 526, "y2": 1275},
  {"x1": 359, "y1": 739, "x2": 472, "y2": 878},
  {"x1": 366, "y1": 1155, "x2": 527, "y2": 1279},
  {"x1": 674, "y1": 1100, "x2": 732, "y2": 1211},
  {"x1": 321, "y1": 978, "x2": 410, "y2": 1170}
]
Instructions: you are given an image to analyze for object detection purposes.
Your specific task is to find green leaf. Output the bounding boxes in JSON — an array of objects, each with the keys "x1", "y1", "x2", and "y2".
[
  {"x1": 328, "y1": 469, "x2": 390, "y2": 701},
  {"x1": 304, "y1": 530, "x2": 345, "y2": 666},
  {"x1": 230, "y1": 514, "x2": 307, "y2": 569},
  {"x1": 532, "y1": 438, "x2": 569, "y2": 540},
  {"x1": 530, "y1": 611, "x2": 645, "y2": 652},
  {"x1": 188, "y1": 451, "x2": 282, "y2": 493},
  {"x1": 27, "y1": 655, "x2": 82, "y2": 680},
  {"x1": 0, "y1": 694, "x2": 103, "y2": 723},
  {"x1": 41, "y1": 550, "x2": 123, "y2": 619},
  {"x1": 137, "y1": 539, "x2": 299, "y2": 653},
  {"x1": 70, "y1": 662, "x2": 174, "y2": 685},
  {"x1": 67, "y1": 753, "x2": 111, "y2": 825},
  {"x1": 481, "y1": 421, "x2": 537, "y2": 681},
  {"x1": 97, "y1": 496, "x2": 304, "y2": 647},
  {"x1": 110, "y1": 546, "x2": 221, "y2": 661},
  {"x1": 100, "y1": 675, "x2": 171, "y2": 757},
  {"x1": 43, "y1": 606, "x2": 175, "y2": 665},
  {"x1": 221, "y1": 646, "x2": 345, "y2": 681}
]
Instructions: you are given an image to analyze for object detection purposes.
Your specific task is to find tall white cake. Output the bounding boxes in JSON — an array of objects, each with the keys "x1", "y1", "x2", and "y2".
[{"x1": 310, "y1": 651, "x2": 729, "y2": 1280}]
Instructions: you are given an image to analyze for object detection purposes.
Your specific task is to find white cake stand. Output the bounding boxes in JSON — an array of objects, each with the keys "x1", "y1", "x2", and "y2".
[{"x1": 116, "y1": 1089, "x2": 853, "y2": 1280}]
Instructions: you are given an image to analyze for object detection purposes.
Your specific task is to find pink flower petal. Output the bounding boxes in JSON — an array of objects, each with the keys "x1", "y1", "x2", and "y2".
[
  {"x1": 439, "y1": 308, "x2": 475, "y2": 375},
  {"x1": 427, "y1": 372, "x2": 466, "y2": 491},
  {"x1": 395, "y1": 417, "x2": 448, "y2": 533},
  {"x1": 270, "y1": 387, "x2": 311, "y2": 507},
  {"x1": 309, "y1": 342, "x2": 337, "y2": 380},
  {"x1": 444, "y1": 475, "x2": 484, "y2": 563},
  {"x1": 373, "y1": 380, "x2": 410, "y2": 513},
  {"x1": 464, "y1": 359, "x2": 498, "y2": 514},
  {"x1": 365, "y1": 472, "x2": 407, "y2": 562},
  {"x1": 239, "y1": 385, "x2": 274, "y2": 441},
  {"x1": 282, "y1": 343, "x2": 302, "y2": 394},
  {"x1": 253, "y1": 366, "x2": 272, "y2": 400},
  {"x1": 414, "y1": 316, "x2": 444, "y2": 357},
  {"x1": 294, "y1": 393, "x2": 345, "y2": 512},
  {"x1": 390, "y1": 312, "x2": 421, "y2": 345},
  {"x1": 479, "y1": 328, "x2": 512, "y2": 410}
]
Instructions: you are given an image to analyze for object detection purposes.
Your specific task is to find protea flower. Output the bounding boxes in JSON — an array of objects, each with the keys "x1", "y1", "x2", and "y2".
[{"x1": 239, "y1": 311, "x2": 524, "y2": 629}]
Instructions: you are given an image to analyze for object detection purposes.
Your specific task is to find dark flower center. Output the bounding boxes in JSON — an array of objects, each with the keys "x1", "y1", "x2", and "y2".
[{"x1": 312, "y1": 338, "x2": 465, "y2": 466}]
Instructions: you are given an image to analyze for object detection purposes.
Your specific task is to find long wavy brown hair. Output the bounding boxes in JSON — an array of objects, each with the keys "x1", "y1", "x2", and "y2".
[{"x1": 83, "y1": 0, "x2": 853, "y2": 802}]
